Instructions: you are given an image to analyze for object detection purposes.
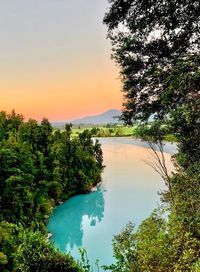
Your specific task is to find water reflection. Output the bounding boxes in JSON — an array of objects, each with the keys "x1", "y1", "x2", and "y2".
[
  {"x1": 48, "y1": 138, "x2": 174, "y2": 268},
  {"x1": 48, "y1": 186, "x2": 105, "y2": 251}
]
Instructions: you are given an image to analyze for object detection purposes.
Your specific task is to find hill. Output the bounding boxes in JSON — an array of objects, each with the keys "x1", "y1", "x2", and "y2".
[
  {"x1": 72, "y1": 109, "x2": 121, "y2": 125},
  {"x1": 51, "y1": 109, "x2": 122, "y2": 127}
]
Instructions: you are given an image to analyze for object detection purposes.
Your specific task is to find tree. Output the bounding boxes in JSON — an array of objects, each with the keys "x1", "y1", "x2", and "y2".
[
  {"x1": 7, "y1": 110, "x2": 23, "y2": 132},
  {"x1": 0, "y1": 221, "x2": 23, "y2": 272},
  {"x1": 0, "y1": 111, "x2": 104, "y2": 271},
  {"x1": 103, "y1": 0, "x2": 200, "y2": 122},
  {"x1": 13, "y1": 230, "x2": 83, "y2": 272},
  {"x1": 0, "y1": 111, "x2": 7, "y2": 141},
  {"x1": 104, "y1": 1, "x2": 200, "y2": 270},
  {"x1": 0, "y1": 221, "x2": 84, "y2": 272},
  {"x1": 103, "y1": 210, "x2": 200, "y2": 272},
  {"x1": 104, "y1": 0, "x2": 200, "y2": 227}
]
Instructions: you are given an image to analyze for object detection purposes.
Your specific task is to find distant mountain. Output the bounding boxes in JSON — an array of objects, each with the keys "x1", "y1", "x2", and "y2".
[
  {"x1": 72, "y1": 109, "x2": 122, "y2": 125},
  {"x1": 51, "y1": 109, "x2": 122, "y2": 128}
]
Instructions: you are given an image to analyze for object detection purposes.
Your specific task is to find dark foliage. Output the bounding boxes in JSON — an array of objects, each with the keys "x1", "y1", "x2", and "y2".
[
  {"x1": 104, "y1": 1, "x2": 200, "y2": 271},
  {"x1": 0, "y1": 111, "x2": 103, "y2": 271},
  {"x1": 104, "y1": 0, "x2": 200, "y2": 122}
]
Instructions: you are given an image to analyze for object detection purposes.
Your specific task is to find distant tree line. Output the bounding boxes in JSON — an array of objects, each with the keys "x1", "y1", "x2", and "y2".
[{"x1": 0, "y1": 110, "x2": 103, "y2": 271}]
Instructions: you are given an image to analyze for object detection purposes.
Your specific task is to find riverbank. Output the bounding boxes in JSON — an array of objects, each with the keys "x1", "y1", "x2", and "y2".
[
  {"x1": 48, "y1": 137, "x2": 174, "y2": 269},
  {"x1": 95, "y1": 137, "x2": 177, "y2": 156},
  {"x1": 54, "y1": 124, "x2": 178, "y2": 143},
  {"x1": 70, "y1": 126, "x2": 177, "y2": 142}
]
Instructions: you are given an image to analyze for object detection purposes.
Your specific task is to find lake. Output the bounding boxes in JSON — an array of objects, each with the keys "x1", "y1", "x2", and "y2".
[{"x1": 48, "y1": 137, "x2": 176, "y2": 269}]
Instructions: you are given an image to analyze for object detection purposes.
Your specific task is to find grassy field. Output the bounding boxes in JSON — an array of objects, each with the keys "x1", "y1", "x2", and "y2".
[
  {"x1": 71, "y1": 125, "x2": 136, "y2": 138},
  {"x1": 55, "y1": 124, "x2": 177, "y2": 142}
]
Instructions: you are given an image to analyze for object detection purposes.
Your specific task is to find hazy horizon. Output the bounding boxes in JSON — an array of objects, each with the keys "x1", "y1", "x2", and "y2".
[
  {"x1": 49, "y1": 108, "x2": 121, "y2": 123},
  {"x1": 0, "y1": 0, "x2": 122, "y2": 121}
]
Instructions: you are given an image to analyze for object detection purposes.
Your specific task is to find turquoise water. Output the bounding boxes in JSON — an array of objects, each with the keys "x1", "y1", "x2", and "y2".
[{"x1": 48, "y1": 138, "x2": 175, "y2": 269}]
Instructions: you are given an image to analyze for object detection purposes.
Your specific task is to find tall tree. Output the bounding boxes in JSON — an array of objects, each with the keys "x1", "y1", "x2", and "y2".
[
  {"x1": 104, "y1": 0, "x2": 200, "y2": 122},
  {"x1": 104, "y1": 1, "x2": 200, "y2": 271}
]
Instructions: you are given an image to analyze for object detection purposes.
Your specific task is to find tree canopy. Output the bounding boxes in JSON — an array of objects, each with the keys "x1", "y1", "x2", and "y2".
[
  {"x1": 104, "y1": 0, "x2": 200, "y2": 122},
  {"x1": 0, "y1": 111, "x2": 103, "y2": 271},
  {"x1": 104, "y1": 1, "x2": 200, "y2": 271}
]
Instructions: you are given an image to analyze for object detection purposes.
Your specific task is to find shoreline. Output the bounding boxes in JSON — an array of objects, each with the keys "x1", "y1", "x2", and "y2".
[{"x1": 97, "y1": 137, "x2": 177, "y2": 156}]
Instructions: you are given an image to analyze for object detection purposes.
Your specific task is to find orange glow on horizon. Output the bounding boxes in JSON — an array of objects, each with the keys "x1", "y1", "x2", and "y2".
[
  {"x1": 0, "y1": 0, "x2": 123, "y2": 121},
  {"x1": 1, "y1": 65, "x2": 123, "y2": 121}
]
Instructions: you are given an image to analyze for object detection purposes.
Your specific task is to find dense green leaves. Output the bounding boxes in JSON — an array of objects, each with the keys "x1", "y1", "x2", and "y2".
[
  {"x1": 0, "y1": 112, "x2": 103, "y2": 227},
  {"x1": 104, "y1": 0, "x2": 200, "y2": 271},
  {"x1": 104, "y1": 0, "x2": 200, "y2": 122},
  {"x1": 0, "y1": 221, "x2": 83, "y2": 272},
  {"x1": 0, "y1": 111, "x2": 103, "y2": 271},
  {"x1": 14, "y1": 230, "x2": 83, "y2": 272},
  {"x1": 104, "y1": 210, "x2": 200, "y2": 271}
]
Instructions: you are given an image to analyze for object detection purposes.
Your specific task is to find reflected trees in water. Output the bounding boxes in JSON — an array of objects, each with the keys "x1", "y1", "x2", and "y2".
[{"x1": 48, "y1": 186, "x2": 105, "y2": 251}]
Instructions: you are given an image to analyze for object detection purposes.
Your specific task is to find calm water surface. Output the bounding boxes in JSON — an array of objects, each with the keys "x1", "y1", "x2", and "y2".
[{"x1": 48, "y1": 138, "x2": 176, "y2": 269}]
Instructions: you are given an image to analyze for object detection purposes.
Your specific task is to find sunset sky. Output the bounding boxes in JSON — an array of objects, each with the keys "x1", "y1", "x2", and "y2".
[{"x1": 0, "y1": 0, "x2": 122, "y2": 121}]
